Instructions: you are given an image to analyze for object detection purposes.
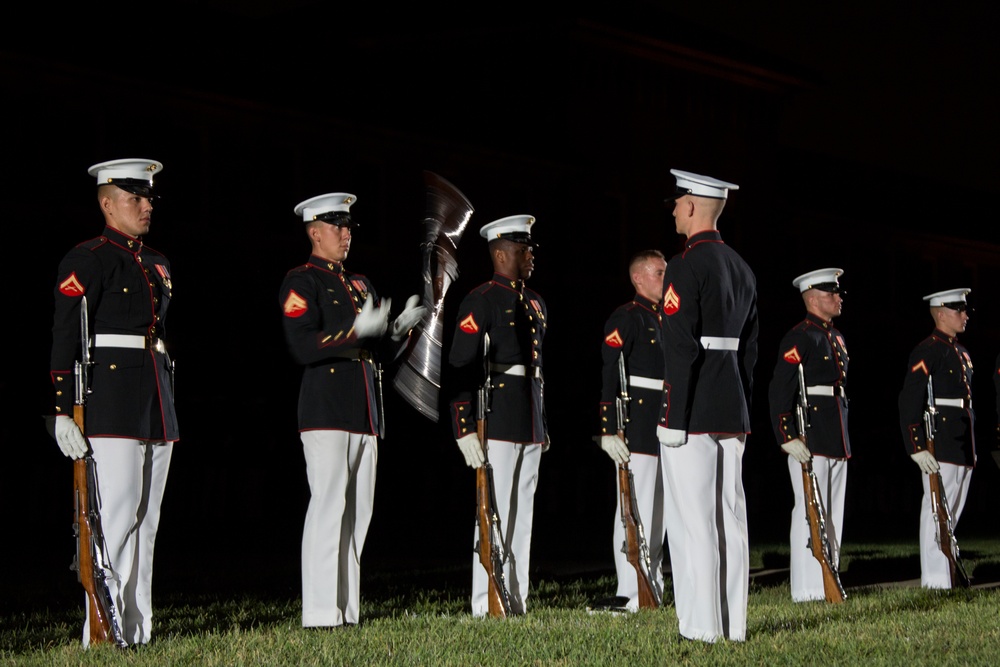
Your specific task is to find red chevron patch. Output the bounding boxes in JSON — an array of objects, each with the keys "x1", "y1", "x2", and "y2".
[
  {"x1": 58, "y1": 273, "x2": 85, "y2": 297},
  {"x1": 283, "y1": 290, "x2": 308, "y2": 318},
  {"x1": 663, "y1": 284, "x2": 680, "y2": 316},
  {"x1": 783, "y1": 347, "x2": 801, "y2": 364},
  {"x1": 459, "y1": 313, "x2": 479, "y2": 333}
]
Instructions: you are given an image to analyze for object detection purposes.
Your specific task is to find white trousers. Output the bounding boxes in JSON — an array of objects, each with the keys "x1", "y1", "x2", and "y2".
[
  {"x1": 611, "y1": 452, "x2": 666, "y2": 611},
  {"x1": 471, "y1": 440, "x2": 541, "y2": 617},
  {"x1": 786, "y1": 454, "x2": 847, "y2": 602},
  {"x1": 83, "y1": 438, "x2": 173, "y2": 647},
  {"x1": 660, "y1": 433, "x2": 748, "y2": 642},
  {"x1": 301, "y1": 430, "x2": 377, "y2": 627},
  {"x1": 919, "y1": 461, "x2": 972, "y2": 589}
]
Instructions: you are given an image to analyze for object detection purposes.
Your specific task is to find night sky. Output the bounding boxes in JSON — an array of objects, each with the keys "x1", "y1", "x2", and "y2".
[{"x1": 3, "y1": 1, "x2": 999, "y2": 604}]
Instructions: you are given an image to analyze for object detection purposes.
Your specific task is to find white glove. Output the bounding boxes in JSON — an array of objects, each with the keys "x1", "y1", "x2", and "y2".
[
  {"x1": 781, "y1": 437, "x2": 812, "y2": 463},
  {"x1": 54, "y1": 415, "x2": 88, "y2": 460},
  {"x1": 456, "y1": 433, "x2": 485, "y2": 468},
  {"x1": 354, "y1": 295, "x2": 390, "y2": 339},
  {"x1": 911, "y1": 450, "x2": 940, "y2": 474},
  {"x1": 390, "y1": 294, "x2": 427, "y2": 341},
  {"x1": 657, "y1": 426, "x2": 687, "y2": 448},
  {"x1": 600, "y1": 434, "x2": 630, "y2": 464}
]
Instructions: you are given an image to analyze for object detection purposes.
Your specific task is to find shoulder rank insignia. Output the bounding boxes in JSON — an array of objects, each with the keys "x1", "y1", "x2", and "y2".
[
  {"x1": 604, "y1": 329, "x2": 624, "y2": 348},
  {"x1": 283, "y1": 290, "x2": 308, "y2": 318},
  {"x1": 459, "y1": 313, "x2": 479, "y2": 334},
  {"x1": 663, "y1": 284, "x2": 680, "y2": 316},
  {"x1": 782, "y1": 346, "x2": 801, "y2": 364},
  {"x1": 58, "y1": 272, "x2": 85, "y2": 297},
  {"x1": 910, "y1": 359, "x2": 929, "y2": 376}
]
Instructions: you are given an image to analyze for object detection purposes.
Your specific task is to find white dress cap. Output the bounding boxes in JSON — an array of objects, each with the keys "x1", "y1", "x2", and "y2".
[
  {"x1": 923, "y1": 288, "x2": 971, "y2": 307},
  {"x1": 87, "y1": 158, "x2": 162, "y2": 193},
  {"x1": 792, "y1": 268, "x2": 844, "y2": 293},
  {"x1": 479, "y1": 214, "x2": 536, "y2": 244},
  {"x1": 669, "y1": 169, "x2": 740, "y2": 200},
  {"x1": 294, "y1": 193, "x2": 357, "y2": 223}
]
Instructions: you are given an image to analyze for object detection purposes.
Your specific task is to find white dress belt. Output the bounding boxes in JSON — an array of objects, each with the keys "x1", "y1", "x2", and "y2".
[
  {"x1": 490, "y1": 363, "x2": 543, "y2": 379},
  {"x1": 629, "y1": 375, "x2": 664, "y2": 391},
  {"x1": 93, "y1": 334, "x2": 166, "y2": 353},
  {"x1": 806, "y1": 385, "x2": 835, "y2": 397},
  {"x1": 936, "y1": 397, "x2": 970, "y2": 409},
  {"x1": 699, "y1": 336, "x2": 739, "y2": 350}
]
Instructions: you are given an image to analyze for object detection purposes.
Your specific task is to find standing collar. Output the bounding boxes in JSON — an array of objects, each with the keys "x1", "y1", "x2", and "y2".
[
  {"x1": 685, "y1": 229, "x2": 723, "y2": 248},
  {"x1": 102, "y1": 225, "x2": 142, "y2": 253},
  {"x1": 492, "y1": 272, "x2": 524, "y2": 293},
  {"x1": 308, "y1": 254, "x2": 345, "y2": 275},
  {"x1": 633, "y1": 294, "x2": 659, "y2": 312},
  {"x1": 932, "y1": 328, "x2": 959, "y2": 344},
  {"x1": 804, "y1": 312, "x2": 834, "y2": 329}
]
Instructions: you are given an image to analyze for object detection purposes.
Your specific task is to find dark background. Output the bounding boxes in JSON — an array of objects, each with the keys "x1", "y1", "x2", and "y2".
[{"x1": 3, "y1": 1, "x2": 999, "y2": 606}]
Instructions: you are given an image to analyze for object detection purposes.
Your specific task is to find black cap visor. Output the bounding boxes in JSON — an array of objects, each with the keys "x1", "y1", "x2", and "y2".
[
  {"x1": 495, "y1": 231, "x2": 536, "y2": 248},
  {"x1": 811, "y1": 282, "x2": 842, "y2": 294},
  {"x1": 107, "y1": 178, "x2": 155, "y2": 198},
  {"x1": 314, "y1": 211, "x2": 357, "y2": 228}
]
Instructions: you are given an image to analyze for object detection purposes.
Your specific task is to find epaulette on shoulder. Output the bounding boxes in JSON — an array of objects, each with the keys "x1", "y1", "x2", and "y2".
[
  {"x1": 76, "y1": 236, "x2": 108, "y2": 251},
  {"x1": 287, "y1": 264, "x2": 311, "y2": 276}
]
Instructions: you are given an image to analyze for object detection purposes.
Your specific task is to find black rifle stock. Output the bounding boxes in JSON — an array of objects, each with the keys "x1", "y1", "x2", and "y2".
[
  {"x1": 795, "y1": 364, "x2": 847, "y2": 603},
  {"x1": 615, "y1": 352, "x2": 661, "y2": 609},
  {"x1": 475, "y1": 333, "x2": 513, "y2": 617},
  {"x1": 923, "y1": 377, "x2": 971, "y2": 588},
  {"x1": 71, "y1": 296, "x2": 128, "y2": 647}
]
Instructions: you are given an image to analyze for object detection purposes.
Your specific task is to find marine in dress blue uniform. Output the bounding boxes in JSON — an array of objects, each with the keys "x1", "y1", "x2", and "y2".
[
  {"x1": 897, "y1": 288, "x2": 975, "y2": 589},
  {"x1": 656, "y1": 169, "x2": 757, "y2": 643},
  {"x1": 279, "y1": 193, "x2": 425, "y2": 627},
  {"x1": 768, "y1": 268, "x2": 850, "y2": 602},
  {"x1": 448, "y1": 214, "x2": 548, "y2": 617},
  {"x1": 597, "y1": 250, "x2": 668, "y2": 611},
  {"x1": 49, "y1": 158, "x2": 176, "y2": 647}
]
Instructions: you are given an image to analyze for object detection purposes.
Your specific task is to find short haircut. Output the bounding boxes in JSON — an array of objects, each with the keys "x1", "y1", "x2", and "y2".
[{"x1": 629, "y1": 249, "x2": 666, "y2": 274}]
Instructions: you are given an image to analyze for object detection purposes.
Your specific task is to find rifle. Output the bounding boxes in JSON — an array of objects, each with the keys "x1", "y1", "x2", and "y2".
[
  {"x1": 795, "y1": 363, "x2": 847, "y2": 603},
  {"x1": 71, "y1": 296, "x2": 128, "y2": 647},
  {"x1": 475, "y1": 333, "x2": 514, "y2": 617},
  {"x1": 923, "y1": 377, "x2": 971, "y2": 588},
  {"x1": 615, "y1": 352, "x2": 661, "y2": 609}
]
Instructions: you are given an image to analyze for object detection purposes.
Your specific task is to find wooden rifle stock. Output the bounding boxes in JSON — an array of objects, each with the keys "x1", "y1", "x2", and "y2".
[
  {"x1": 476, "y1": 418, "x2": 513, "y2": 618},
  {"x1": 800, "y1": 460, "x2": 847, "y2": 603},
  {"x1": 795, "y1": 363, "x2": 846, "y2": 603},
  {"x1": 926, "y1": 442, "x2": 971, "y2": 588},
  {"x1": 614, "y1": 352, "x2": 660, "y2": 609},
  {"x1": 71, "y1": 296, "x2": 127, "y2": 647},
  {"x1": 617, "y1": 459, "x2": 661, "y2": 609},
  {"x1": 73, "y1": 408, "x2": 111, "y2": 646},
  {"x1": 923, "y1": 377, "x2": 971, "y2": 588},
  {"x1": 72, "y1": 408, "x2": 126, "y2": 646},
  {"x1": 474, "y1": 332, "x2": 513, "y2": 618}
]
